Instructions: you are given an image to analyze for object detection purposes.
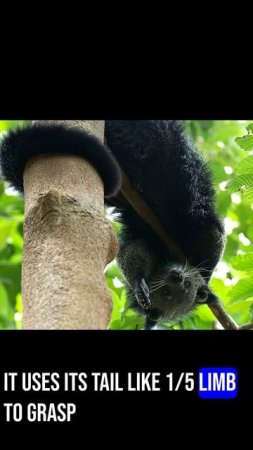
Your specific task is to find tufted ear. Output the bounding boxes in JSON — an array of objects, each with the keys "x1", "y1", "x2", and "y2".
[
  {"x1": 196, "y1": 285, "x2": 209, "y2": 303},
  {"x1": 196, "y1": 285, "x2": 219, "y2": 305},
  {"x1": 144, "y1": 308, "x2": 164, "y2": 329},
  {"x1": 0, "y1": 123, "x2": 122, "y2": 198}
]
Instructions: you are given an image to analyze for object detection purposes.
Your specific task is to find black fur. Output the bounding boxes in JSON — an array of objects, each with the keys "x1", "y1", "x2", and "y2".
[
  {"x1": 0, "y1": 124, "x2": 121, "y2": 197},
  {"x1": 105, "y1": 121, "x2": 225, "y2": 327}
]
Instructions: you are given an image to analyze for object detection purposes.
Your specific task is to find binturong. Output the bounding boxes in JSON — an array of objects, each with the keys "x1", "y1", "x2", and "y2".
[{"x1": 105, "y1": 121, "x2": 226, "y2": 329}]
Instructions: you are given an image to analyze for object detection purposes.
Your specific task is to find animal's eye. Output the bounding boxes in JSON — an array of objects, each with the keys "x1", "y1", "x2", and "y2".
[
  {"x1": 196, "y1": 287, "x2": 208, "y2": 303},
  {"x1": 185, "y1": 280, "x2": 191, "y2": 288}
]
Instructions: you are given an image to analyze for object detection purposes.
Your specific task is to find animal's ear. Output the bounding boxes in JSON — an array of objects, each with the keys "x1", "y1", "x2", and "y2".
[
  {"x1": 196, "y1": 286, "x2": 219, "y2": 305},
  {"x1": 148, "y1": 308, "x2": 164, "y2": 321},
  {"x1": 144, "y1": 308, "x2": 164, "y2": 330},
  {"x1": 196, "y1": 285, "x2": 212, "y2": 304}
]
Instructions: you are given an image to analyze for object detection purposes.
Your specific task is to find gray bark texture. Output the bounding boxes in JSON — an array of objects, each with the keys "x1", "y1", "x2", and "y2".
[{"x1": 22, "y1": 120, "x2": 118, "y2": 329}]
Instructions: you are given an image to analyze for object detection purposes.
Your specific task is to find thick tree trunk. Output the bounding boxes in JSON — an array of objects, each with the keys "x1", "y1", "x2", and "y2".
[{"x1": 22, "y1": 121, "x2": 118, "y2": 329}]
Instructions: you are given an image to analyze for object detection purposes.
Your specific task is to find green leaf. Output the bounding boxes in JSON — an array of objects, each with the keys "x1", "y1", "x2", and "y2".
[
  {"x1": 0, "y1": 182, "x2": 4, "y2": 196},
  {"x1": 209, "y1": 161, "x2": 229, "y2": 184},
  {"x1": 228, "y1": 278, "x2": 253, "y2": 304},
  {"x1": 110, "y1": 315, "x2": 144, "y2": 330},
  {"x1": 210, "y1": 278, "x2": 229, "y2": 303},
  {"x1": 246, "y1": 123, "x2": 253, "y2": 134},
  {"x1": 222, "y1": 235, "x2": 239, "y2": 262},
  {"x1": 0, "y1": 219, "x2": 15, "y2": 250},
  {"x1": 0, "y1": 263, "x2": 21, "y2": 307},
  {"x1": 15, "y1": 293, "x2": 23, "y2": 313},
  {"x1": 227, "y1": 174, "x2": 253, "y2": 197},
  {"x1": 106, "y1": 264, "x2": 124, "y2": 281},
  {"x1": 235, "y1": 135, "x2": 253, "y2": 151},
  {"x1": 226, "y1": 299, "x2": 253, "y2": 325},
  {"x1": 236, "y1": 155, "x2": 253, "y2": 174},
  {"x1": 110, "y1": 290, "x2": 122, "y2": 322},
  {"x1": 0, "y1": 284, "x2": 9, "y2": 315},
  {"x1": 0, "y1": 121, "x2": 30, "y2": 132},
  {"x1": 230, "y1": 253, "x2": 253, "y2": 271}
]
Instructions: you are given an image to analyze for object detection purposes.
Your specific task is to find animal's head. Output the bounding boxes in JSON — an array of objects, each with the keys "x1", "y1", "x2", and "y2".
[{"x1": 145, "y1": 263, "x2": 214, "y2": 329}]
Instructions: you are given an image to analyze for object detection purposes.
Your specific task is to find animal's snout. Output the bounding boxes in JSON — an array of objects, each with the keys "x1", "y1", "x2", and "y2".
[
  {"x1": 170, "y1": 270, "x2": 184, "y2": 283},
  {"x1": 169, "y1": 270, "x2": 192, "y2": 289}
]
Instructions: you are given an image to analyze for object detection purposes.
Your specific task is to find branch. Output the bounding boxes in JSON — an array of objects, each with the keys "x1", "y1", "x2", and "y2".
[
  {"x1": 119, "y1": 170, "x2": 241, "y2": 330},
  {"x1": 120, "y1": 171, "x2": 185, "y2": 262},
  {"x1": 208, "y1": 303, "x2": 238, "y2": 330},
  {"x1": 21, "y1": 120, "x2": 118, "y2": 329},
  {"x1": 239, "y1": 323, "x2": 253, "y2": 330}
]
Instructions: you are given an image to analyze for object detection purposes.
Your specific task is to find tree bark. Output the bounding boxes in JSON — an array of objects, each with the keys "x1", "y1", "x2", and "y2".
[{"x1": 22, "y1": 121, "x2": 118, "y2": 329}]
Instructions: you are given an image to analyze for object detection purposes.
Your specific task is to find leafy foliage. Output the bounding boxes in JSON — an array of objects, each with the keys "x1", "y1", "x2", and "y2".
[
  {"x1": 223, "y1": 123, "x2": 253, "y2": 312},
  {"x1": 0, "y1": 120, "x2": 253, "y2": 330}
]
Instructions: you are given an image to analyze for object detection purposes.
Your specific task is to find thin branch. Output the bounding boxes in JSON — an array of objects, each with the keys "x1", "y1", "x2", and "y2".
[
  {"x1": 120, "y1": 171, "x2": 185, "y2": 262},
  {"x1": 239, "y1": 323, "x2": 253, "y2": 330},
  {"x1": 119, "y1": 170, "x2": 241, "y2": 330},
  {"x1": 208, "y1": 303, "x2": 239, "y2": 330}
]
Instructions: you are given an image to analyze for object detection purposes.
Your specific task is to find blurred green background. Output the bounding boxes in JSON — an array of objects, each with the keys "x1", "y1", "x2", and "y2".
[{"x1": 0, "y1": 120, "x2": 253, "y2": 330}]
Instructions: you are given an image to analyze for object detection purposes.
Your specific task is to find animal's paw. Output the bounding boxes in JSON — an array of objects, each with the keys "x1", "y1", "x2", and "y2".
[{"x1": 135, "y1": 278, "x2": 151, "y2": 310}]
